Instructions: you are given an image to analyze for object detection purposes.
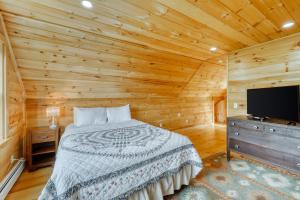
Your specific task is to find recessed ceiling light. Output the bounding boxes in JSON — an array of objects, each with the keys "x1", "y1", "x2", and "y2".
[
  {"x1": 210, "y1": 47, "x2": 217, "y2": 52},
  {"x1": 282, "y1": 21, "x2": 294, "y2": 29},
  {"x1": 81, "y1": 0, "x2": 93, "y2": 9}
]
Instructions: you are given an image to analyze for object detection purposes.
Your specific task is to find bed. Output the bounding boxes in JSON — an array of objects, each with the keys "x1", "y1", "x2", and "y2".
[{"x1": 39, "y1": 119, "x2": 202, "y2": 200}]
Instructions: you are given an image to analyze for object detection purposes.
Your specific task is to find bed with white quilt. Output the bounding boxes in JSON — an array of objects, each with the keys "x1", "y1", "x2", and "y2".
[{"x1": 39, "y1": 105, "x2": 202, "y2": 200}]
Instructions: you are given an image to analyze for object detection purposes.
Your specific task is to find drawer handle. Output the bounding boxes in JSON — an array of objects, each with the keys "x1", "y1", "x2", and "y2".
[
  {"x1": 269, "y1": 128, "x2": 275, "y2": 133},
  {"x1": 235, "y1": 132, "x2": 239, "y2": 136},
  {"x1": 253, "y1": 125, "x2": 258, "y2": 129},
  {"x1": 234, "y1": 144, "x2": 239, "y2": 150}
]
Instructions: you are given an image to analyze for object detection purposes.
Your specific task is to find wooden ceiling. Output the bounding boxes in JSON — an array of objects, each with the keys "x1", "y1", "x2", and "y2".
[{"x1": 0, "y1": 0, "x2": 299, "y2": 99}]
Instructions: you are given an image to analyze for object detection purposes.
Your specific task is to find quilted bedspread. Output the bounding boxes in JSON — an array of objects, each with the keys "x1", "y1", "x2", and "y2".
[{"x1": 39, "y1": 120, "x2": 202, "y2": 200}]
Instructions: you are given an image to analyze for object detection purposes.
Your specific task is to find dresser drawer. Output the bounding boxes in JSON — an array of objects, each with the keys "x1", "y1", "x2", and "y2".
[
  {"x1": 264, "y1": 125, "x2": 300, "y2": 139},
  {"x1": 229, "y1": 139, "x2": 300, "y2": 172},
  {"x1": 228, "y1": 127, "x2": 263, "y2": 146},
  {"x1": 229, "y1": 127, "x2": 300, "y2": 156},
  {"x1": 31, "y1": 131, "x2": 55, "y2": 144},
  {"x1": 229, "y1": 120, "x2": 263, "y2": 132},
  {"x1": 228, "y1": 126, "x2": 263, "y2": 139}
]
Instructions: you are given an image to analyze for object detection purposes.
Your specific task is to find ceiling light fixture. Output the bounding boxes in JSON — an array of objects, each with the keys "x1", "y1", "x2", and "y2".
[
  {"x1": 210, "y1": 47, "x2": 217, "y2": 52},
  {"x1": 282, "y1": 21, "x2": 294, "y2": 29},
  {"x1": 81, "y1": 0, "x2": 93, "y2": 9}
]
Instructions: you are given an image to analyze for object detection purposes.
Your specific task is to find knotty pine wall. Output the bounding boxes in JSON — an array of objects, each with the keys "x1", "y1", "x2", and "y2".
[
  {"x1": 22, "y1": 55, "x2": 227, "y2": 130},
  {"x1": 228, "y1": 33, "x2": 300, "y2": 116},
  {"x1": 27, "y1": 97, "x2": 213, "y2": 131},
  {"x1": 25, "y1": 57, "x2": 226, "y2": 131},
  {"x1": 0, "y1": 32, "x2": 26, "y2": 180},
  {"x1": 23, "y1": 56, "x2": 226, "y2": 131},
  {"x1": 0, "y1": 13, "x2": 227, "y2": 131}
]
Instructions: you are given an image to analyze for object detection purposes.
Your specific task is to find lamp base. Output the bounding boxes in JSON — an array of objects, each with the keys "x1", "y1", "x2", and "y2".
[{"x1": 49, "y1": 124, "x2": 57, "y2": 130}]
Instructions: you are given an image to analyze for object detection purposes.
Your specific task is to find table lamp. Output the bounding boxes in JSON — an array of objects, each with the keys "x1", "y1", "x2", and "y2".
[{"x1": 46, "y1": 106, "x2": 60, "y2": 129}]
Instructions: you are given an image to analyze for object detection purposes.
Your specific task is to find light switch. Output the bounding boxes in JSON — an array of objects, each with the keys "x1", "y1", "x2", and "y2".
[{"x1": 233, "y1": 103, "x2": 238, "y2": 109}]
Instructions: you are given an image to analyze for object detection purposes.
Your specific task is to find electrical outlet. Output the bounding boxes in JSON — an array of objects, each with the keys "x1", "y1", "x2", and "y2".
[{"x1": 233, "y1": 103, "x2": 238, "y2": 109}]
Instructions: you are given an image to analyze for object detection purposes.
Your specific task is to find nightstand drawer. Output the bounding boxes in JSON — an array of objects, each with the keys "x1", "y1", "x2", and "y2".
[{"x1": 32, "y1": 131, "x2": 55, "y2": 144}]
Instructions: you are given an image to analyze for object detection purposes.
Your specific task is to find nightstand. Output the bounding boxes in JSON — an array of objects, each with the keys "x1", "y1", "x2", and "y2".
[{"x1": 27, "y1": 127, "x2": 60, "y2": 171}]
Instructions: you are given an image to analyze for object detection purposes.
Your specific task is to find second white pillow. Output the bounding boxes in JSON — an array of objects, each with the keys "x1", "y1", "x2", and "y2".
[
  {"x1": 74, "y1": 107, "x2": 107, "y2": 127},
  {"x1": 107, "y1": 104, "x2": 131, "y2": 123}
]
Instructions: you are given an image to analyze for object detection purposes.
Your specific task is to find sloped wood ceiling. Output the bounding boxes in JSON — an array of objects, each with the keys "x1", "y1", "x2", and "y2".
[
  {"x1": 0, "y1": 0, "x2": 299, "y2": 129},
  {"x1": 0, "y1": 0, "x2": 299, "y2": 99}
]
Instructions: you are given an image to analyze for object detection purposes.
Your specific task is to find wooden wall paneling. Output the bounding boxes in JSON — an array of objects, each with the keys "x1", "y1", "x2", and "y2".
[
  {"x1": 282, "y1": 0, "x2": 300, "y2": 28},
  {"x1": 35, "y1": 0, "x2": 226, "y2": 55},
  {"x1": 228, "y1": 33, "x2": 300, "y2": 117},
  {"x1": 156, "y1": 0, "x2": 257, "y2": 46},
  {"x1": 26, "y1": 98, "x2": 213, "y2": 131},
  {"x1": 0, "y1": 0, "x2": 299, "y2": 186},
  {"x1": 1, "y1": 0, "x2": 299, "y2": 156},
  {"x1": 213, "y1": 96, "x2": 227, "y2": 124},
  {"x1": 180, "y1": 56, "x2": 227, "y2": 98},
  {"x1": 0, "y1": 134, "x2": 21, "y2": 181},
  {"x1": 124, "y1": 0, "x2": 245, "y2": 51},
  {"x1": 0, "y1": 0, "x2": 215, "y2": 60},
  {"x1": 0, "y1": 37, "x2": 25, "y2": 181},
  {"x1": 91, "y1": 0, "x2": 236, "y2": 52},
  {"x1": 0, "y1": 11, "x2": 230, "y2": 101},
  {"x1": 0, "y1": 11, "x2": 25, "y2": 182},
  {"x1": 1, "y1": 0, "x2": 300, "y2": 53},
  {"x1": 0, "y1": 13, "x2": 24, "y2": 94},
  {"x1": 250, "y1": 0, "x2": 299, "y2": 30},
  {"x1": 218, "y1": 0, "x2": 299, "y2": 39},
  {"x1": 186, "y1": 0, "x2": 270, "y2": 43},
  {"x1": 2, "y1": 13, "x2": 203, "y2": 70}
]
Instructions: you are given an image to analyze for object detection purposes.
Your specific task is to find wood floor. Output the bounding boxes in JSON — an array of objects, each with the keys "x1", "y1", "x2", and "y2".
[{"x1": 5, "y1": 125, "x2": 226, "y2": 200}]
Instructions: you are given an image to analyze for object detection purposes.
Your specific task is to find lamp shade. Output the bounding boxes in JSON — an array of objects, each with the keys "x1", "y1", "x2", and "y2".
[{"x1": 46, "y1": 106, "x2": 60, "y2": 117}]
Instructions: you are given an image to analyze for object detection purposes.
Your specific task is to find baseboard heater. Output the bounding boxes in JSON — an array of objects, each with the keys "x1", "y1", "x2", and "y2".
[{"x1": 0, "y1": 159, "x2": 25, "y2": 200}]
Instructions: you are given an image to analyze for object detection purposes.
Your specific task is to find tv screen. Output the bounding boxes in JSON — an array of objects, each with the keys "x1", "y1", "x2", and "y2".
[{"x1": 247, "y1": 85, "x2": 300, "y2": 122}]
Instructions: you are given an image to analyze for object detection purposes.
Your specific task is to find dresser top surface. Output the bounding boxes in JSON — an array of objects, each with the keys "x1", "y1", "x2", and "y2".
[{"x1": 228, "y1": 115, "x2": 300, "y2": 130}]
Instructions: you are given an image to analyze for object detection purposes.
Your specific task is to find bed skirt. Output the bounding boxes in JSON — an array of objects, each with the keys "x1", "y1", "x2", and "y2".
[{"x1": 128, "y1": 165, "x2": 195, "y2": 200}]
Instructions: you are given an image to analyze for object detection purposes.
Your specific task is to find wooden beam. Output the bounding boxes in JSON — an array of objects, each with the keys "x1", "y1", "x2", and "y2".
[
  {"x1": 0, "y1": 12, "x2": 25, "y2": 96},
  {"x1": 157, "y1": 0, "x2": 257, "y2": 46}
]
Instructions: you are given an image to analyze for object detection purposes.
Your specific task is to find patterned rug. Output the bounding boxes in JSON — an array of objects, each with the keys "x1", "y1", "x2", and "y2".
[{"x1": 165, "y1": 153, "x2": 300, "y2": 200}]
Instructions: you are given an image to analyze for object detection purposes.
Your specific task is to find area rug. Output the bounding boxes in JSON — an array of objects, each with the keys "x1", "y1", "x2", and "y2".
[{"x1": 165, "y1": 153, "x2": 300, "y2": 200}]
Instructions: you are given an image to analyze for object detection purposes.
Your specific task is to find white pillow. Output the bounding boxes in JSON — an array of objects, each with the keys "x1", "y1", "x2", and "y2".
[
  {"x1": 73, "y1": 107, "x2": 107, "y2": 127},
  {"x1": 107, "y1": 104, "x2": 131, "y2": 123}
]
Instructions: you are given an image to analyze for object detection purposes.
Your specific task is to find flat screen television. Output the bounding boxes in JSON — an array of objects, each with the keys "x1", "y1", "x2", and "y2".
[{"x1": 247, "y1": 85, "x2": 300, "y2": 122}]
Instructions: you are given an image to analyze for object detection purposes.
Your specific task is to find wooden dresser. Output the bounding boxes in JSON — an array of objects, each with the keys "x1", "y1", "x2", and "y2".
[
  {"x1": 227, "y1": 116, "x2": 300, "y2": 173},
  {"x1": 27, "y1": 127, "x2": 60, "y2": 171}
]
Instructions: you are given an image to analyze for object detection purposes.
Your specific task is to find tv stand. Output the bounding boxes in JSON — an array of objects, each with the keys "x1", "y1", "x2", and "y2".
[
  {"x1": 287, "y1": 121, "x2": 297, "y2": 126},
  {"x1": 227, "y1": 116, "x2": 300, "y2": 173},
  {"x1": 249, "y1": 116, "x2": 267, "y2": 122}
]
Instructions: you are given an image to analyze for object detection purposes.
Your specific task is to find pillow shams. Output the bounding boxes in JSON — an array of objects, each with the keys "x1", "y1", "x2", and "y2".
[
  {"x1": 74, "y1": 107, "x2": 107, "y2": 126},
  {"x1": 107, "y1": 104, "x2": 131, "y2": 123}
]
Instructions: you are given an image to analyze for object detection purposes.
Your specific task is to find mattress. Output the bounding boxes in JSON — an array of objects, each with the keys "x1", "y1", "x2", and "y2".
[{"x1": 39, "y1": 120, "x2": 202, "y2": 200}]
